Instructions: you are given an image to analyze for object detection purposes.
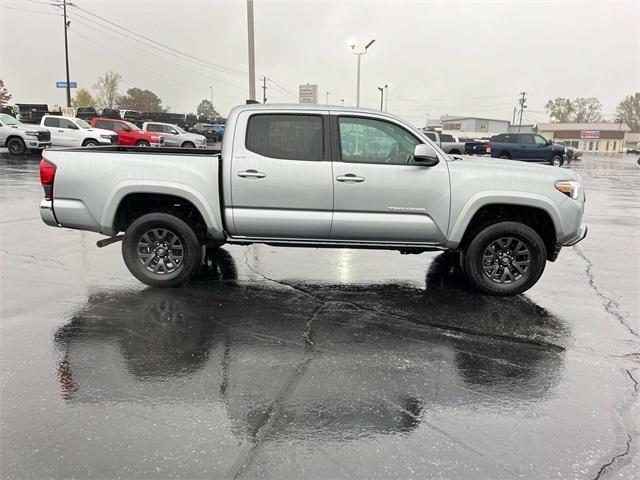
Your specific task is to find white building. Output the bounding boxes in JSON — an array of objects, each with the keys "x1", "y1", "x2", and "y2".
[
  {"x1": 537, "y1": 122, "x2": 630, "y2": 154},
  {"x1": 437, "y1": 115, "x2": 510, "y2": 138}
]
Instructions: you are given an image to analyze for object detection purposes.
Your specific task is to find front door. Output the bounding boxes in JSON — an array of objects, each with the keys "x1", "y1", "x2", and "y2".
[
  {"x1": 161, "y1": 125, "x2": 180, "y2": 146},
  {"x1": 228, "y1": 110, "x2": 334, "y2": 239},
  {"x1": 331, "y1": 115, "x2": 450, "y2": 243}
]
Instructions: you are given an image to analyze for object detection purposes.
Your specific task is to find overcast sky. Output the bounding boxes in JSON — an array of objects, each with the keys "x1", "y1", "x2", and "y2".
[{"x1": 1, "y1": 0, "x2": 638, "y2": 126}]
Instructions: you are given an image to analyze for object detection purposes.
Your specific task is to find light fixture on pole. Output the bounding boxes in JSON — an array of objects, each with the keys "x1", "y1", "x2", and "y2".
[
  {"x1": 348, "y1": 39, "x2": 375, "y2": 108},
  {"x1": 326, "y1": 91, "x2": 330, "y2": 104},
  {"x1": 341, "y1": 98, "x2": 346, "y2": 106}
]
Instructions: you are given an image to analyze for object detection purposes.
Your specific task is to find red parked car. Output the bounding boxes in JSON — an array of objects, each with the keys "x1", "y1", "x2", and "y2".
[{"x1": 89, "y1": 118, "x2": 164, "y2": 146}]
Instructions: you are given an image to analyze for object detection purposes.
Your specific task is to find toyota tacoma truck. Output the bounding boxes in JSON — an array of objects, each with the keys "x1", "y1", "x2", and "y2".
[{"x1": 39, "y1": 104, "x2": 587, "y2": 295}]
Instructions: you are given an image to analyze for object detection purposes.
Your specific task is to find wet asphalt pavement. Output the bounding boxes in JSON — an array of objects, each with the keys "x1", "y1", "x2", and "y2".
[{"x1": 1, "y1": 152, "x2": 639, "y2": 479}]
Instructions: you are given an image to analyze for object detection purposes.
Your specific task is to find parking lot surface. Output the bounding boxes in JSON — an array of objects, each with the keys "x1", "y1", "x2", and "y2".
[{"x1": 1, "y1": 152, "x2": 638, "y2": 479}]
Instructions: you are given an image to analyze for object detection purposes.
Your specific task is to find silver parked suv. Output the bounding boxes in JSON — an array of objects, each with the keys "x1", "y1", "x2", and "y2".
[{"x1": 142, "y1": 122, "x2": 207, "y2": 148}]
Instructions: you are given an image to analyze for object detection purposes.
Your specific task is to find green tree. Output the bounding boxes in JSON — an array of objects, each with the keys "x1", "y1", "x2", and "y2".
[
  {"x1": 196, "y1": 99, "x2": 219, "y2": 117},
  {"x1": 93, "y1": 71, "x2": 122, "y2": 109},
  {"x1": 544, "y1": 97, "x2": 575, "y2": 123},
  {"x1": 117, "y1": 88, "x2": 163, "y2": 112},
  {"x1": 615, "y1": 92, "x2": 640, "y2": 132},
  {"x1": 0, "y1": 79, "x2": 12, "y2": 106},
  {"x1": 72, "y1": 88, "x2": 97, "y2": 108},
  {"x1": 544, "y1": 96, "x2": 602, "y2": 123}
]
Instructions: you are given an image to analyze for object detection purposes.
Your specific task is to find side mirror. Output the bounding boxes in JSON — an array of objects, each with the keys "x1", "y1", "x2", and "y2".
[
  {"x1": 547, "y1": 139, "x2": 553, "y2": 146},
  {"x1": 170, "y1": 129, "x2": 178, "y2": 134},
  {"x1": 413, "y1": 144, "x2": 440, "y2": 166}
]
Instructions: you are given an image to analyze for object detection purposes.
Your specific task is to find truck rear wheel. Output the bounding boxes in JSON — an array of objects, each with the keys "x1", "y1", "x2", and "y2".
[
  {"x1": 462, "y1": 221, "x2": 546, "y2": 295},
  {"x1": 122, "y1": 212, "x2": 202, "y2": 287}
]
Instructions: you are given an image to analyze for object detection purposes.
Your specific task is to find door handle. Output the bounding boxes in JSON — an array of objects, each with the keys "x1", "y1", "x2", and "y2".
[
  {"x1": 58, "y1": 129, "x2": 64, "y2": 132},
  {"x1": 238, "y1": 169, "x2": 266, "y2": 179},
  {"x1": 336, "y1": 174, "x2": 365, "y2": 183}
]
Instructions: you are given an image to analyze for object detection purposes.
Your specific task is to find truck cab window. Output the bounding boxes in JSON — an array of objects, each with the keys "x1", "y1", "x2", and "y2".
[
  {"x1": 44, "y1": 117, "x2": 60, "y2": 128},
  {"x1": 534, "y1": 135, "x2": 547, "y2": 146},
  {"x1": 246, "y1": 114, "x2": 323, "y2": 161},
  {"x1": 338, "y1": 117, "x2": 420, "y2": 165}
]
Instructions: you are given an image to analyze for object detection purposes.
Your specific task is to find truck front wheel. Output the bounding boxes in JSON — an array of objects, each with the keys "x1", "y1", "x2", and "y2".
[
  {"x1": 550, "y1": 155, "x2": 563, "y2": 167},
  {"x1": 462, "y1": 221, "x2": 546, "y2": 295},
  {"x1": 7, "y1": 137, "x2": 27, "y2": 155},
  {"x1": 122, "y1": 212, "x2": 202, "y2": 287}
]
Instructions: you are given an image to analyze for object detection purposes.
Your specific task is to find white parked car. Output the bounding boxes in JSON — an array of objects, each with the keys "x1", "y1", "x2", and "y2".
[
  {"x1": 40, "y1": 115, "x2": 119, "y2": 147},
  {"x1": 142, "y1": 121, "x2": 207, "y2": 148}
]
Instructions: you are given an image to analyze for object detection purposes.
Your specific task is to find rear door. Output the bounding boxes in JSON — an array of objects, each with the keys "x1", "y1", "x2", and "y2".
[
  {"x1": 518, "y1": 134, "x2": 537, "y2": 160},
  {"x1": 228, "y1": 110, "x2": 333, "y2": 239},
  {"x1": 43, "y1": 117, "x2": 63, "y2": 145},
  {"x1": 330, "y1": 114, "x2": 450, "y2": 243}
]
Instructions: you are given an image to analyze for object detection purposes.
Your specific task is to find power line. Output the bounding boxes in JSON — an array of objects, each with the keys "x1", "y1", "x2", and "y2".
[
  {"x1": 66, "y1": 12, "x2": 247, "y2": 95},
  {"x1": 0, "y1": 5, "x2": 60, "y2": 15}
]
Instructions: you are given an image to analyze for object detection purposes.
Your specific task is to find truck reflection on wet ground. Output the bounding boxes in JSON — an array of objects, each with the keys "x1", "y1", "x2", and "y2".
[{"x1": 54, "y1": 251, "x2": 567, "y2": 443}]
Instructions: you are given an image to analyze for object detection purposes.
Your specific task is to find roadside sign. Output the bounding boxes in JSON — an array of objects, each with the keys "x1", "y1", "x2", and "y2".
[
  {"x1": 299, "y1": 84, "x2": 318, "y2": 104},
  {"x1": 56, "y1": 81, "x2": 77, "y2": 88},
  {"x1": 580, "y1": 130, "x2": 600, "y2": 139}
]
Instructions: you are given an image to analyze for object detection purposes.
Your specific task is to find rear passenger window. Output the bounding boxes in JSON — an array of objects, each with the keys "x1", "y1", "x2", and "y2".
[
  {"x1": 96, "y1": 120, "x2": 113, "y2": 130},
  {"x1": 246, "y1": 114, "x2": 323, "y2": 161},
  {"x1": 146, "y1": 124, "x2": 161, "y2": 132},
  {"x1": 439, "y1": 133, "x2": 454, "y2": 142},
  {"x1": 44, "y1": 117, "x2": 59, "y2": 128},
  {"x1": 520, "y1": 135, "x2": 534, "y2": 144}
]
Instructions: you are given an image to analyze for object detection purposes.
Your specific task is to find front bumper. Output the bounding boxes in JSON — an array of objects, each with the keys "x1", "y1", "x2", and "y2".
[
  {"x1": 26, "y1": 140, "x2": 52, "y2": 150},
  {"x1": 563, "y1": 224, "x2": 588, "y2": 246},
  {"x1": 40, "y1": 200, "x2": 59, "y2": 227}
]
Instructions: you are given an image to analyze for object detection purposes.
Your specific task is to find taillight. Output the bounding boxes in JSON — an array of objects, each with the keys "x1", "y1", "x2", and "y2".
[
  {"x1": 40, "y1": 159, "x2": 56, "y2": 200},
  {"x1": 486, "y1": 143, "x2": 492, "y2": 155}
]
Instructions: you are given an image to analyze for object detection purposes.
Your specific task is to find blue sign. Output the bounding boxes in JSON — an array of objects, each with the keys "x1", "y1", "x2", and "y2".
[{"x1": 56, "y1": 81, "x2": 77, "y2": 88}]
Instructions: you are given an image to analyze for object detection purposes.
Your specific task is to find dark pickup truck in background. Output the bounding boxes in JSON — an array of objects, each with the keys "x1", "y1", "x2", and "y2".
[{"x1": 487, "y1": 133, "x2": 565, "y2": 166}]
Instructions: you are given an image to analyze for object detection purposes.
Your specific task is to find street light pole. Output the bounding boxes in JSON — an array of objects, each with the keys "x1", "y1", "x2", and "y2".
[
  {"x1": 246, "y1": 0, "x2": 256, "y2": 101},
  {"x1": 377, "y1": 86, "x2": 384, "y2": 111},
  {"x1": 349, "y1": 39, "x2": 375, "y2": 108},
  {"x1": 209, "y1": 86, "x2": 213, "y2": 106},
  {"x1": 384, "y1": 84, "x2": 389, "y2": 112},
  {"x1": 326, "y1": 91, "x2": 330, "y2": 104},
  {"x1": 62, "y1": 0, "x2": 71, "y2": 108}
]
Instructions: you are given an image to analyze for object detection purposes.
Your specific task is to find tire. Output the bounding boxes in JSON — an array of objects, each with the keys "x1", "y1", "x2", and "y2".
[
  {"x1": 83, "y1": 139, "x2": 98, "y2": 147},
  {"x1": 122, "y1": 212, "x2": 202, "y2": 287},
  {"x1": 136, "y1": 140, "x2": 150, "y2": 147},
  {"x1": 181, "y1": 141, "x2": 195, "y2": 148},
  {"x1": 7, "y1": 137, "x2": 26, "y2": 155},
  {"x1": 499, "y1": 154, "x2": 510, "y2": 159},
  {"x1": 550, "y1": 155, "x2": 563, "y2": 167},
  {"x1": 462, "y1": 221, "x2": 546, "y2": 295}
]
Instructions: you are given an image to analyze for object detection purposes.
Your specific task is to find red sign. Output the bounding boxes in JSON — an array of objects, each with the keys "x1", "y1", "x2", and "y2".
[{"x1": 580, "y1": 130, "x2": 600, "y2": 139}]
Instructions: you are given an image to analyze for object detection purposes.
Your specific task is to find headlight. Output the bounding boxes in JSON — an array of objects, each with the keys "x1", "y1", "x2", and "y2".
[
  {"x1": 100, "y1": 134, "x2": 112, "y2": 139},
  {"x1": 25, "y1": 131, "x2": 39, "y2": 136},
  {"x1": 555, "y1": 180, "x2": 581, "y2": 200}
]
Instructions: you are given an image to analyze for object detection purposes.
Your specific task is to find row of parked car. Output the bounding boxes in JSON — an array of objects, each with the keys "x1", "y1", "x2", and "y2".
[
  {"x1": 421, "y1": 128, "x2": 582, "y2": 166},
  {"x1": 0, "y1": 112, "x2": 222, "y2": 155}
]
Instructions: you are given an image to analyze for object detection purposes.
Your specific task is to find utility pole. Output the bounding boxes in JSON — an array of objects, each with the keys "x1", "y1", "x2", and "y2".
[
  {"x1": 512, "y1": 106, "x2": 516, "y2": 125},
  {"x1": 377, "y1": 86, "x2": 384, "y2": 111},
  {"x1": 326, "y1": 91, "x2": 330, "y2": 104},
  {"x1": 348, "y1": 39, "x2": 375, "y2": 107},
  {"x1": 62, "y1": 0, "x2": 71, "y2": 108},
  {"x1": 246, "y1": 0, "x2": 256, "y2": 101},
  {"x1": 518, "y1": 92, "x2": 527, "y2": 132},
  {"x1": 261, "y1": 77, "x2": 267, "y2": 103}
]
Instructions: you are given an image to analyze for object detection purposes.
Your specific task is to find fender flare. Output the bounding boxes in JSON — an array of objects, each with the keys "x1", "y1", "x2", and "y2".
[
  {"x1": 100, "y1": 180, "x2": 224, "y2": 238},
  {"x1": 446, "y1": 192, "x2": 565, "y2": 247}
]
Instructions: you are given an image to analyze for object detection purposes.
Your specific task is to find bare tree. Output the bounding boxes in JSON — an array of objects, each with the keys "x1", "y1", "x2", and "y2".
[
  {"x1": 573, "y1": 97, "x2": 602, "y2": 123},
  {"x1": 615, "y1": 92, "x2": 640, "y2": 132},
  {"x1": 93, "y1": 72, "x2": 122, "y2": 109},
  {"x1": 544, "y1": 98, "x2": 575, "y2": 123}
]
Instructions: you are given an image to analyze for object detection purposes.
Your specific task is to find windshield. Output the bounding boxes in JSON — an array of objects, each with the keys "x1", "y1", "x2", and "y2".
[
  {"x1": 73, "y1": 118, "x2": 92, "y2": 129},
  {"x1": 174, "y1": 125, "x2": 185, "y2": 134},
  {"x1": 0, "y1": 114, "x2": 21, "y2": 126},
  {"x1": 125, "y1": 121, "x2": 141, "y2": 131}
]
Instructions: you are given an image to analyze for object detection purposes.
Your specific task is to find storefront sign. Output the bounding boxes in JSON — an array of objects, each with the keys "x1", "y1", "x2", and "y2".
[{"x1": 580, "y1": 130, "x2": 600, "y2": 139}]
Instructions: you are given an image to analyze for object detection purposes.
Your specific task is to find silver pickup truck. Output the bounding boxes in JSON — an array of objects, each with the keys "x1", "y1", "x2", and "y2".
[{"x1": 39, "y1": 104, "x2": 587, "y2": 295}]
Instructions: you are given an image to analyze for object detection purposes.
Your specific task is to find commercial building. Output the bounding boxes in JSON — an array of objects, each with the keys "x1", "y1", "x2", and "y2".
[
  {"x1": 439, "y1": 115, "x2": 510, "y2": 138},
  {"x1": 537, "y1": 122, "x2": 630, "y2": 154}
]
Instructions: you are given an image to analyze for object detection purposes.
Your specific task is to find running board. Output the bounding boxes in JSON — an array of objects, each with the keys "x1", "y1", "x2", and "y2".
[{"x1": 224, "y1": 236, "x2": 445, "y2": 252}]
